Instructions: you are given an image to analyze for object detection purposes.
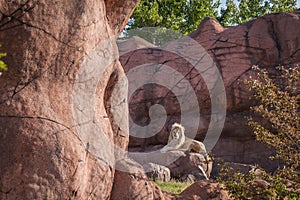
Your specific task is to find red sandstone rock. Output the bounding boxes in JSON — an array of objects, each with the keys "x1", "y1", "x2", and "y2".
[
  {"x1": 177, "y1": 180, "x2": 231, "y2": 200},
  {"x1": 0, "y1": 1, "x2": 231, "y2": 199},
  {"x1": 2, "y1": 1, "x2": 295, "y2": 199},
  {"x1": 111, "y1": 158, "x2": 171, "y2": 200},
  {"x1": 0, "y1": 0, "x2": 137, "y2": 199},
  {"x1": 119, "y1": 11, "x2": 300, "y2": 171},
  {"x1": 167, "y1": 152, "x2": 212, "y2": 181},
  {"x1": 110, "y1": 159, "x2": 228, "y2": 200}
]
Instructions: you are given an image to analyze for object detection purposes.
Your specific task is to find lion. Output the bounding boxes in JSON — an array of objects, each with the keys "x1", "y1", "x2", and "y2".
[
  {"x1": 160, "y1": 123, "x2": 207, "y2": 155},
  {"x1": 160, "y1": 123, "x2": 210, "y2": 180}
]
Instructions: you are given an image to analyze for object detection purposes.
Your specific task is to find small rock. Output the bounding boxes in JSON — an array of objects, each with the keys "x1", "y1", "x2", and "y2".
[
  {"x1": 177, "y1": 180, "x2": 231, "y2": 200},
  {"x1": 167, "y1": 152, "x2": 212, "y2": 181},
  {"x1": 143, "y1": 162, "x2": 171, "y2": 182}
]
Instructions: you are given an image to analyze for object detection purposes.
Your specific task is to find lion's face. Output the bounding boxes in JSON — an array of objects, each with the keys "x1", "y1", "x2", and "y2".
[
  {"x1": 170, "y1": 127, "x2": 181, "y2": 140},
  {"x1": 168, "y1": 123, "x2": 185, "y2": 143},
  {"x1": 160, "y1": 123, "x2": 186, "y2": 153}
]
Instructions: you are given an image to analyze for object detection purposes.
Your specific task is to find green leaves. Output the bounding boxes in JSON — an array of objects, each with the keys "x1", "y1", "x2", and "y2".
[
  {"x1": 217, "y1": 66, "x2": 300, "y2": 199},
  {"x1": 244, "y1": 65, "x2": 300, "y2": 198},
  {"x1": 128, "y1": 0, "x2": 220, "y2": 34},
  {"x1": 0, "y1": 44, "x2": 7, "y2": 71},
  {"x1": 245, "y1": 66, "x2": 300, "y2": 157},
  {"x1": 127, "y1": 0, "x2": 297, "y2": 33},
  {"x1": 220, "y1": 0, "x2": 297, "y2": 25},
  {"x1": 217, "y1": 0, "x2": 239, "y2": 26}
]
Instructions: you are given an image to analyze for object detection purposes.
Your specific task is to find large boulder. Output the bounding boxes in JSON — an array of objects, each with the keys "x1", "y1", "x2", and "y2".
[
  {"x1": 143, "y1": 162, "x2": 171, "y2": 182},
  {"x1": 167, "y1": 152, "x2": 212, "y2": 181},
  {"x1": 139, "y1": 151, "x2": 212, "y2": 182},
  {"x1": 118, "y1": 10, "x2": 300, "y2": 171},
  {"x1": 111, "y1": 158, "x2": 170, "y2": 200},
  {"x1": 0, "y1": 0, "x2": 138, "y2": 199}
]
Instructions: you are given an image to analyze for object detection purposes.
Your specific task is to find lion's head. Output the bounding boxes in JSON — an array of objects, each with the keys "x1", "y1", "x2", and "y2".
[{"x1": 168, "y1": 123, "x2": 185, "y2": 145}]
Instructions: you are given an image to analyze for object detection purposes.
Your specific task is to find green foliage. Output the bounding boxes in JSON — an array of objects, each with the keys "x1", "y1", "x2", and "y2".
[
  {"x1": 125, "y1": 27, "x2": 183, "y2": 46},
  {"x1": 0, "y1": 44, "x2": 7, "y2": 71},
  {"x1": 154, "y1": 180, "x2": 193, "y2": 194},
  {"x1": 220, "y1": 0, "x2": 297, "y2": 25},
  {"x1": 128, "y1": 0, "x2": 220, "y2": 34},
  {"x1": 217, "y1": 0, "x2": 239, "y2": 26},
  {"x1": 246, "y1": 66, "x2": 299, "y2": 170},
  {"x1": 216, "y1": 163, "x2": 275, "y2": 199},
  {"x1": 217, "y1": 65, "x2": 300, "y2": 199},
  {"x1": 217, "y1": 162, "x2": 300, "y2": 199},
  {"x1": 127, "y1": 0, "x2": 297, "y2": 33}
]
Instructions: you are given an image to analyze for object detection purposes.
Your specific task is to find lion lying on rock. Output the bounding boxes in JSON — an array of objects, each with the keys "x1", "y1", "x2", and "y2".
[
  {"x1": 160, "y1": 123, "x2": 209, "y2": 180},
  {"x1": 160, "y1": 123, "x2": 207, "y2": 155}
]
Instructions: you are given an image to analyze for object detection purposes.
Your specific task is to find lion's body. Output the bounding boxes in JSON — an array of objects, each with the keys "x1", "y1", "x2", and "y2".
[
  {"x1": 160, "y1": 123, "x2": 206, "y2": 154},
  {"x1": 181, "y1": 137, "x2": 207, "y2": 154}
]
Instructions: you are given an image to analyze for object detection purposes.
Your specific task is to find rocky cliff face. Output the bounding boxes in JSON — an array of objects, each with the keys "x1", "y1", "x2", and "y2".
[
  {"x1": 1, "y1": 0, "x2": 296, "y2": 199},
  {"x1": 119, "y1": 10, "x2": 300, "y2": 171},
  {"x1": 0, "y1": 1, "x2": 230, "y2": 199},
  {"x1": 0, "y1": 0, "x2": 138, "y2": 199}
]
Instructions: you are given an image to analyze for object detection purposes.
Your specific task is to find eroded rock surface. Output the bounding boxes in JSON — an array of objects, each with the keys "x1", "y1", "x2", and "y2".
[
  {"x1": 111, "y1": 158, "x2": 171, "y2": 200},
  {"x1": 111, "y1": 159, "x2": 229, "y2": 200},
  {"x1": 167, "y1": 152, "x2": 212, "y2": 182},
  {"x1": 177, "y1": 180, "x2": 230, "y2": 200},
  {"x1": 0, "y1": 0, "x2": 231, "y2": 199},
  {"x1": 0, "y1": 0, "x2": 137, "y2": 199},
  {"x1": 119, "y1": 10, "x2": 300, "y2": 171},
  {"x1": 143, "y1": 162, "x2": 171, "y2": 182}
]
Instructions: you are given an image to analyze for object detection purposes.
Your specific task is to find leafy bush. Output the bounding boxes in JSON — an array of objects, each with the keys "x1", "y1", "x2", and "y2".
[
  {"x1": 217, "y1": 65, "x2": 300, "y2": 199},
  {"x1": 127, "y1": 0, "x2": 297, "y2": 34},
  {"x1": 0, "y1": 44, "x2": 7, "y2": 72}
]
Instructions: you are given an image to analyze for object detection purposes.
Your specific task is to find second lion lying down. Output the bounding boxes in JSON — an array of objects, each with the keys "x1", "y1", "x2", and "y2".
[{"x1": 160, "y1": 123, "x2": 207, "y2": 155}]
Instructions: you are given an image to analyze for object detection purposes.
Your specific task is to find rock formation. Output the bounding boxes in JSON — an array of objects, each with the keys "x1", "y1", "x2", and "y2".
[
  {"x1": 143, "y1": 162, "x2": 171, "y2": 182},
  {"x1": 0, "y1": 0, "x2": 138, "y2": 199},
  {"x1": 178, "y1": 181, "x2": 230, "y2": 200},
  {"x1": 138, "y1": 151, "x2": 212, "y2": 182},
  {"x1": 111, "y1": 158, "x2": 229, "y2": 200},
  {"x1": 0, "y1": 1, "x2": 230, "y2": 199},
  {"x1": 118, "y1": 10, "x2": 300, "y2": 172},
  {"x1": 167, "y1": 152, "x2": 212, "y2": 182},
  {"x1": 3, "y1": 0, "x2": 296, "y2": 199}
]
